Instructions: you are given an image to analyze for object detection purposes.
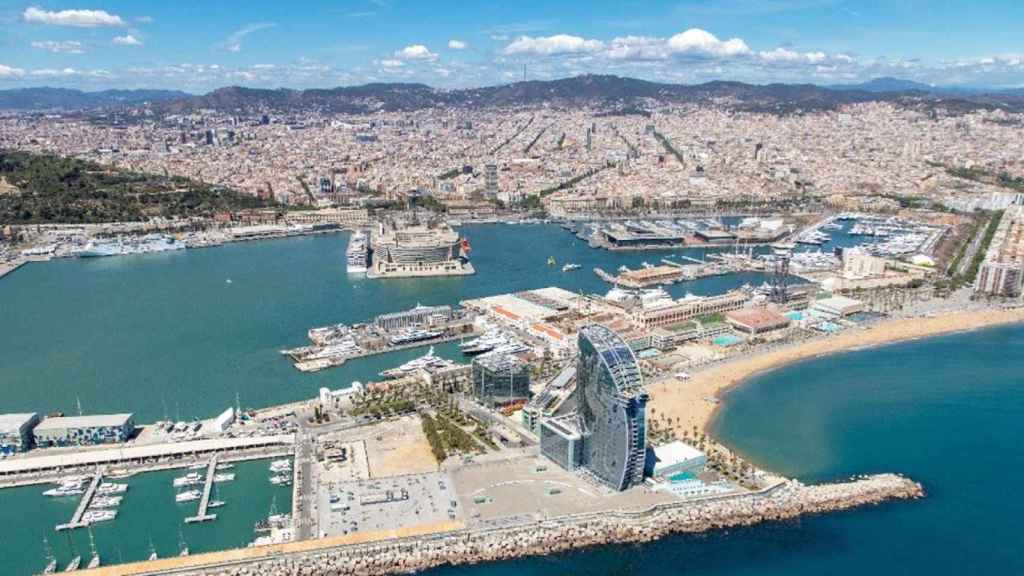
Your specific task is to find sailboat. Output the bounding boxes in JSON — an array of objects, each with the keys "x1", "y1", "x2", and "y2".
[
  {"x1": 86, "y1": 528, "x2": 100, "y2": 569},
  {"x1": 147, "y1": 537, "x2": 158, "y2": 561},
  {"x1": 41, "y1": 536, "x2": 57, "y2": 575},
  {"x1": 177, "y1": 530, "x2": 189, "y2": 557},
  {"x1": 63, "y1": 556, "x2": 80, "y2": 572}
]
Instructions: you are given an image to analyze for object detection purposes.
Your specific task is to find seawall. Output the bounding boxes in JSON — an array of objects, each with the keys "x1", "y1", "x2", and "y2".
[{"x1": 89, "y1": 473, "x2": 923, "y2": 576}]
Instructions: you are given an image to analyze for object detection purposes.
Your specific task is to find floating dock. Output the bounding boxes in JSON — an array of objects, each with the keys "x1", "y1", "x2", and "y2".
[
  {"x1": 56, "y1": 470, "x2": 103, "y2": 531},
  {"x1": 185, "y1": 456, "x2": 218, "y2": 524}
]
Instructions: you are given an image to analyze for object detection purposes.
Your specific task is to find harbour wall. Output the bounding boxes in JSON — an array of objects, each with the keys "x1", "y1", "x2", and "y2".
[{"x1": 88, "y1": 473, "x2": 923, "y2": 576}]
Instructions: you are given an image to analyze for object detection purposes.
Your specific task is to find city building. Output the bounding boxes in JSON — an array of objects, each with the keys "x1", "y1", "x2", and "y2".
[
  {"x1": 0, "y1": 413, "x2": 40, "y2": 454},
  {"x1": 540, "y1": 325, "x2": 648, "y2": 491},
  {"x1": 484, "y1": 163, "x2": 498, "y2": 198},
  {"x1": 33, "y1": 413, "x2": 135, "y2": 447},
  {"x1": 630, "y1": 291, "x2": 747, "y2": 330},
  {"x1": 842, "y1": 248, "x2": 888, "y2": 277},
  {"x1": 725, "y1": 308, "x2": 791, "y2": 335},
  {"x1": 975, "y1": 206, "x2": 1024, "y2": 297},
  {"x1": 375, "y1": 304, "x2": 453, "y2": 331},
  {"x1": 471, "y1": 352, "x2": 531, "y2": 407},
  {"x1": 539, "y1": 414, "x2": 584, "y2": 471},
  {"x1": 647, "y1": 441, "x2": 707, "y2": 478},
  {"x1": 811, "y1": 295, "x2": 865, "y2": 318}
]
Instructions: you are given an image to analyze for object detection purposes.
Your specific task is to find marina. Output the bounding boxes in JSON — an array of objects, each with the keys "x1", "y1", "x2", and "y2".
[{"x1": 184, "y1": 457, "x2": 219, "y2": 524}]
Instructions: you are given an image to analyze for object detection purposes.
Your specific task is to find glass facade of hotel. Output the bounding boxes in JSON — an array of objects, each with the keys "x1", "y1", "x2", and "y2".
[{"x1": 576, "y1": 325, "x2": 648, "y2": 491}]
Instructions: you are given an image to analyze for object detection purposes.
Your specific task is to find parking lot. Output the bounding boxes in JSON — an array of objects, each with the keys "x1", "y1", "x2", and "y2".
[{"x1": 316, "y1": 471, "x2": 461, "y2": 537}]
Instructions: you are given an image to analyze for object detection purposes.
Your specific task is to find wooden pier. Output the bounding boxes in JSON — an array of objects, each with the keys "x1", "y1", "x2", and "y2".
[
  {"x1": 56, "y1": 470, "x2": 103, "y2": 531},
  {"x1": 185, "y1": 456, "x2": 218, "y2": 524}
]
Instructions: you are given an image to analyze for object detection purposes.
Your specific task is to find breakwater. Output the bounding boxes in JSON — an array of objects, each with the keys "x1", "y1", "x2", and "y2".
[{"x1": 105, "y1": 473, "x2": 922, "y2": 576}]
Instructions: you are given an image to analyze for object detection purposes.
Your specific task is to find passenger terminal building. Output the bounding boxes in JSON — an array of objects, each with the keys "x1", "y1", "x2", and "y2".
[{"x1": 540, "y1": 325, "x2": 649, "y2": 491}]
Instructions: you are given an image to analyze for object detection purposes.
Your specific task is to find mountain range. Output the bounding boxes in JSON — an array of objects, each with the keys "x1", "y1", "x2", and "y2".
[{"x1": 1, "y1": 76, "x2": 1021, "y2": 114}]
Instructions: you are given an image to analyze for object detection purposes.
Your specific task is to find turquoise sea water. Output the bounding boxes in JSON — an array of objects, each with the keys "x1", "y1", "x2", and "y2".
[{"x1": 426, "y1": 324, "x2": 1024, "y2": 575}]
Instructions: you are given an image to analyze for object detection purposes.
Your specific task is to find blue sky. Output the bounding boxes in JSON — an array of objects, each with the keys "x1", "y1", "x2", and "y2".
[{"x1": 1, "y1": 0, "x2": 1022, "y2": 92}]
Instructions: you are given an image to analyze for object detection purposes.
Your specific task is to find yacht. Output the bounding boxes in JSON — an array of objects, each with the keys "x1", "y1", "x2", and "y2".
[
  {"x1": 379, "y1": 347, "x2": 458, "y2": 378},
  {"x1": 175, "y1": 490, "x2": 201, "y2": 503},
  {"x1": 213, "y1": 473, "x2": 235, "y2": 483},
  {"x1": 269, "y1": 474, "x2": 292, "y2": 486},
  {"x1": 269, "y1": 459, "x2": 292, "y2": 473},
  {"x1": 88, "y1": 496, "x2": 122, "y2": 509},
  {"x1": 345, "y1": 230, "x2": 369, "y2": 274},
  {"x1": 215, "y1": 463, "x2": 234, "y2": 471},
  {"x1": 208, "y1": 499, "x2": 227, "y2": 509},
  {"x1": 561, "y1": 263, "x2": 581, "y2": 272},
  {"x1": 96, "y1": 482, "x2": 128, "y2": 495},
  {"x1": 43, "y1": 486, "x2": 85, "y2": 498},
  {"x1": 81, "y1": 510, "x2": 116, "y2": 523},
  {"x1": 173, "y1": 472, "x2": 203, "y2": 487},
  {"x1": 460, "y1": 331, "x2": 512, "y2": 356}
]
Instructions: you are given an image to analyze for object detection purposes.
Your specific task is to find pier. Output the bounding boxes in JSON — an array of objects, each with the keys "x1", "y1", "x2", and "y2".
[
  {"x1": 185, "y1": 456, "x2": 218, "y2": 524},
  {"x1": 56, "y1": 469, "x2": 102, "y2": 531}
]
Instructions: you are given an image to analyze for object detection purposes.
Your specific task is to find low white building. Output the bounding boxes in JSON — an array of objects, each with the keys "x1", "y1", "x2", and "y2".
[
  {"x1": 650, "y1": 441, "x2": 707, "y2": 477},
  {"x1": 212, "y1": 407, "x2": 235, "y2": 433}
]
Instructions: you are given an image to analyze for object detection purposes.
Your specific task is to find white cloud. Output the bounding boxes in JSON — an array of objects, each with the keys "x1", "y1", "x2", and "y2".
[
  {"x1": 136, "y1": 16, "x2": 154, "y2": 24},
  {"x1": 758, "y1": 47, "x2": 826, "y2": 63},
  {"x1": 222, "y1": 22, "x2": 275, "y2": 52},
  {"x1": 31, "y1": 40, "x2": 86, "y2": 54},
  {"x1": 448, "y1": 39, "x2": 467, "y2": 50},
  {"x1": 379, "y1": 59, "x2": 404, "y2": 68},
  {"x1": 395, "y1": 44, "x2": 437, "y2": 61},
  {"x1": 113, "y1": 34, "x2": 143, "y2": 47},
  {"x1": 22, "y1": 6, "x2": 125, "y2": 27},
  {"x1": 0, "y1": 64, "x2": 27, "y2": 78},
  {"x1": 667, "y1": 28, "x2": 750, "y2": 57},
  {"x1": 606, "y1": 36, "x2": 669, "y2": 60},
  {"x1": 504, "y1": 34, "x2": 604, "y2": 56}
]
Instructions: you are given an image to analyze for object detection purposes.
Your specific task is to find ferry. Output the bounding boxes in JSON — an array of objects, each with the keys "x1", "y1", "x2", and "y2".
[
  {"x1": 345, "y1": 230, "x2": 369, "y2": 274},
  {"x1": 379, "y1": 346, "x2": 458, "y2": 378},
  {"x1": 175, "y1": 490, "x2": 201, "y2": 503}
]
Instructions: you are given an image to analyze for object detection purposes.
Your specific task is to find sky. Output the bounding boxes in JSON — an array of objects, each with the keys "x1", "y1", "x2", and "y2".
[{"x1": 0, "y1": 0, "x2": 1023, "y2": 92}]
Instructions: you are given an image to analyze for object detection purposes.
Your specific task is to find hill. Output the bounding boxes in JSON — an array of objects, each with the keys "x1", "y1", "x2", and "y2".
[
  {"x1": 0, "y1": 149, "x2": 274, "y2": 224},
  {"x1": 0, "y1": 87, "x2": 191, "y2": 110}
]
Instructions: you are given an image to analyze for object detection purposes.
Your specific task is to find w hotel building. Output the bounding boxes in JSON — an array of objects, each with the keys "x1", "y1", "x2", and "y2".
[{"x1": 540, "y1": 325, "x2": 649, "y2": 491}]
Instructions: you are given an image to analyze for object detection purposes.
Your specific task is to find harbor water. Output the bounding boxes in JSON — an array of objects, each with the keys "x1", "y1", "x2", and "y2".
[{"x1": 0, "y1": 224, "x2": 776, "y2": 422}]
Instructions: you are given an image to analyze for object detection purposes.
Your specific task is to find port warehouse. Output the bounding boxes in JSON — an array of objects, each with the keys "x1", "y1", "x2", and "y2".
[
  {"x1": 0, "y1": 435, "x2": 293, "y2": 478},
  {"x1": 0, "y1": 413, "x2": 39, "y2": 453},
  {"x1": 375, "y1": 304, "x2": 453, "y2": 331},
  {"x1": 32, "y1": 413, "x2": 135, "y2": 448}
]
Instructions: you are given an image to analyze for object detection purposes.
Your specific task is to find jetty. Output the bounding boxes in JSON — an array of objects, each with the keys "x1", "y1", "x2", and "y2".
[
  {"x1": 185, "y1": 456, "x2": 218, "y2": 524},
  {"x1": 56, "y1": 469, "x2": 103, "y2": 531}
]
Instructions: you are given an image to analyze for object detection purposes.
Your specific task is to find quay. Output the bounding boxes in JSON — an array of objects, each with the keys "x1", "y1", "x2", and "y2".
[
  {"x1": 185, "y1": 456, "x2": 218, "y2": 524},
  {"x1": 56, "y1": 469, "x2": 103, "y2": 531},
  {"x1": 0, "y1": 259, "x2": 25, "y2": 280},
  {"x1": 0, "y1": 435, "x2": 293, "y2": 487}
]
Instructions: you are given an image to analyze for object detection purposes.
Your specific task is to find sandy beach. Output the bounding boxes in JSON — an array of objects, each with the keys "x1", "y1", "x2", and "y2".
[{"x1": 647, "y1": 306, "x2": 1024, "y2": 439}]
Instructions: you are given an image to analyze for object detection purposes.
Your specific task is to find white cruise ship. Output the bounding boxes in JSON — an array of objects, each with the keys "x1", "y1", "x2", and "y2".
[{"x1": 346, "y1": 230, "x2": 369, "y2": 274}]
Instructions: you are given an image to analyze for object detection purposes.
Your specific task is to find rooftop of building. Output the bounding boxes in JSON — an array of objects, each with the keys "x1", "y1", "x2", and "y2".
[
  {"x1": 33, "y1": 413, "x2": 134, "y2": 431},
  {"x1": 651, "y1": 441, "x2": 706, "y2": 469},
  {"x1": 0, "y1": 413, "x2": 37, "y2": 434},
  {"x1": 725, "y1": 307, "x2": 791, "y2": 328}
]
